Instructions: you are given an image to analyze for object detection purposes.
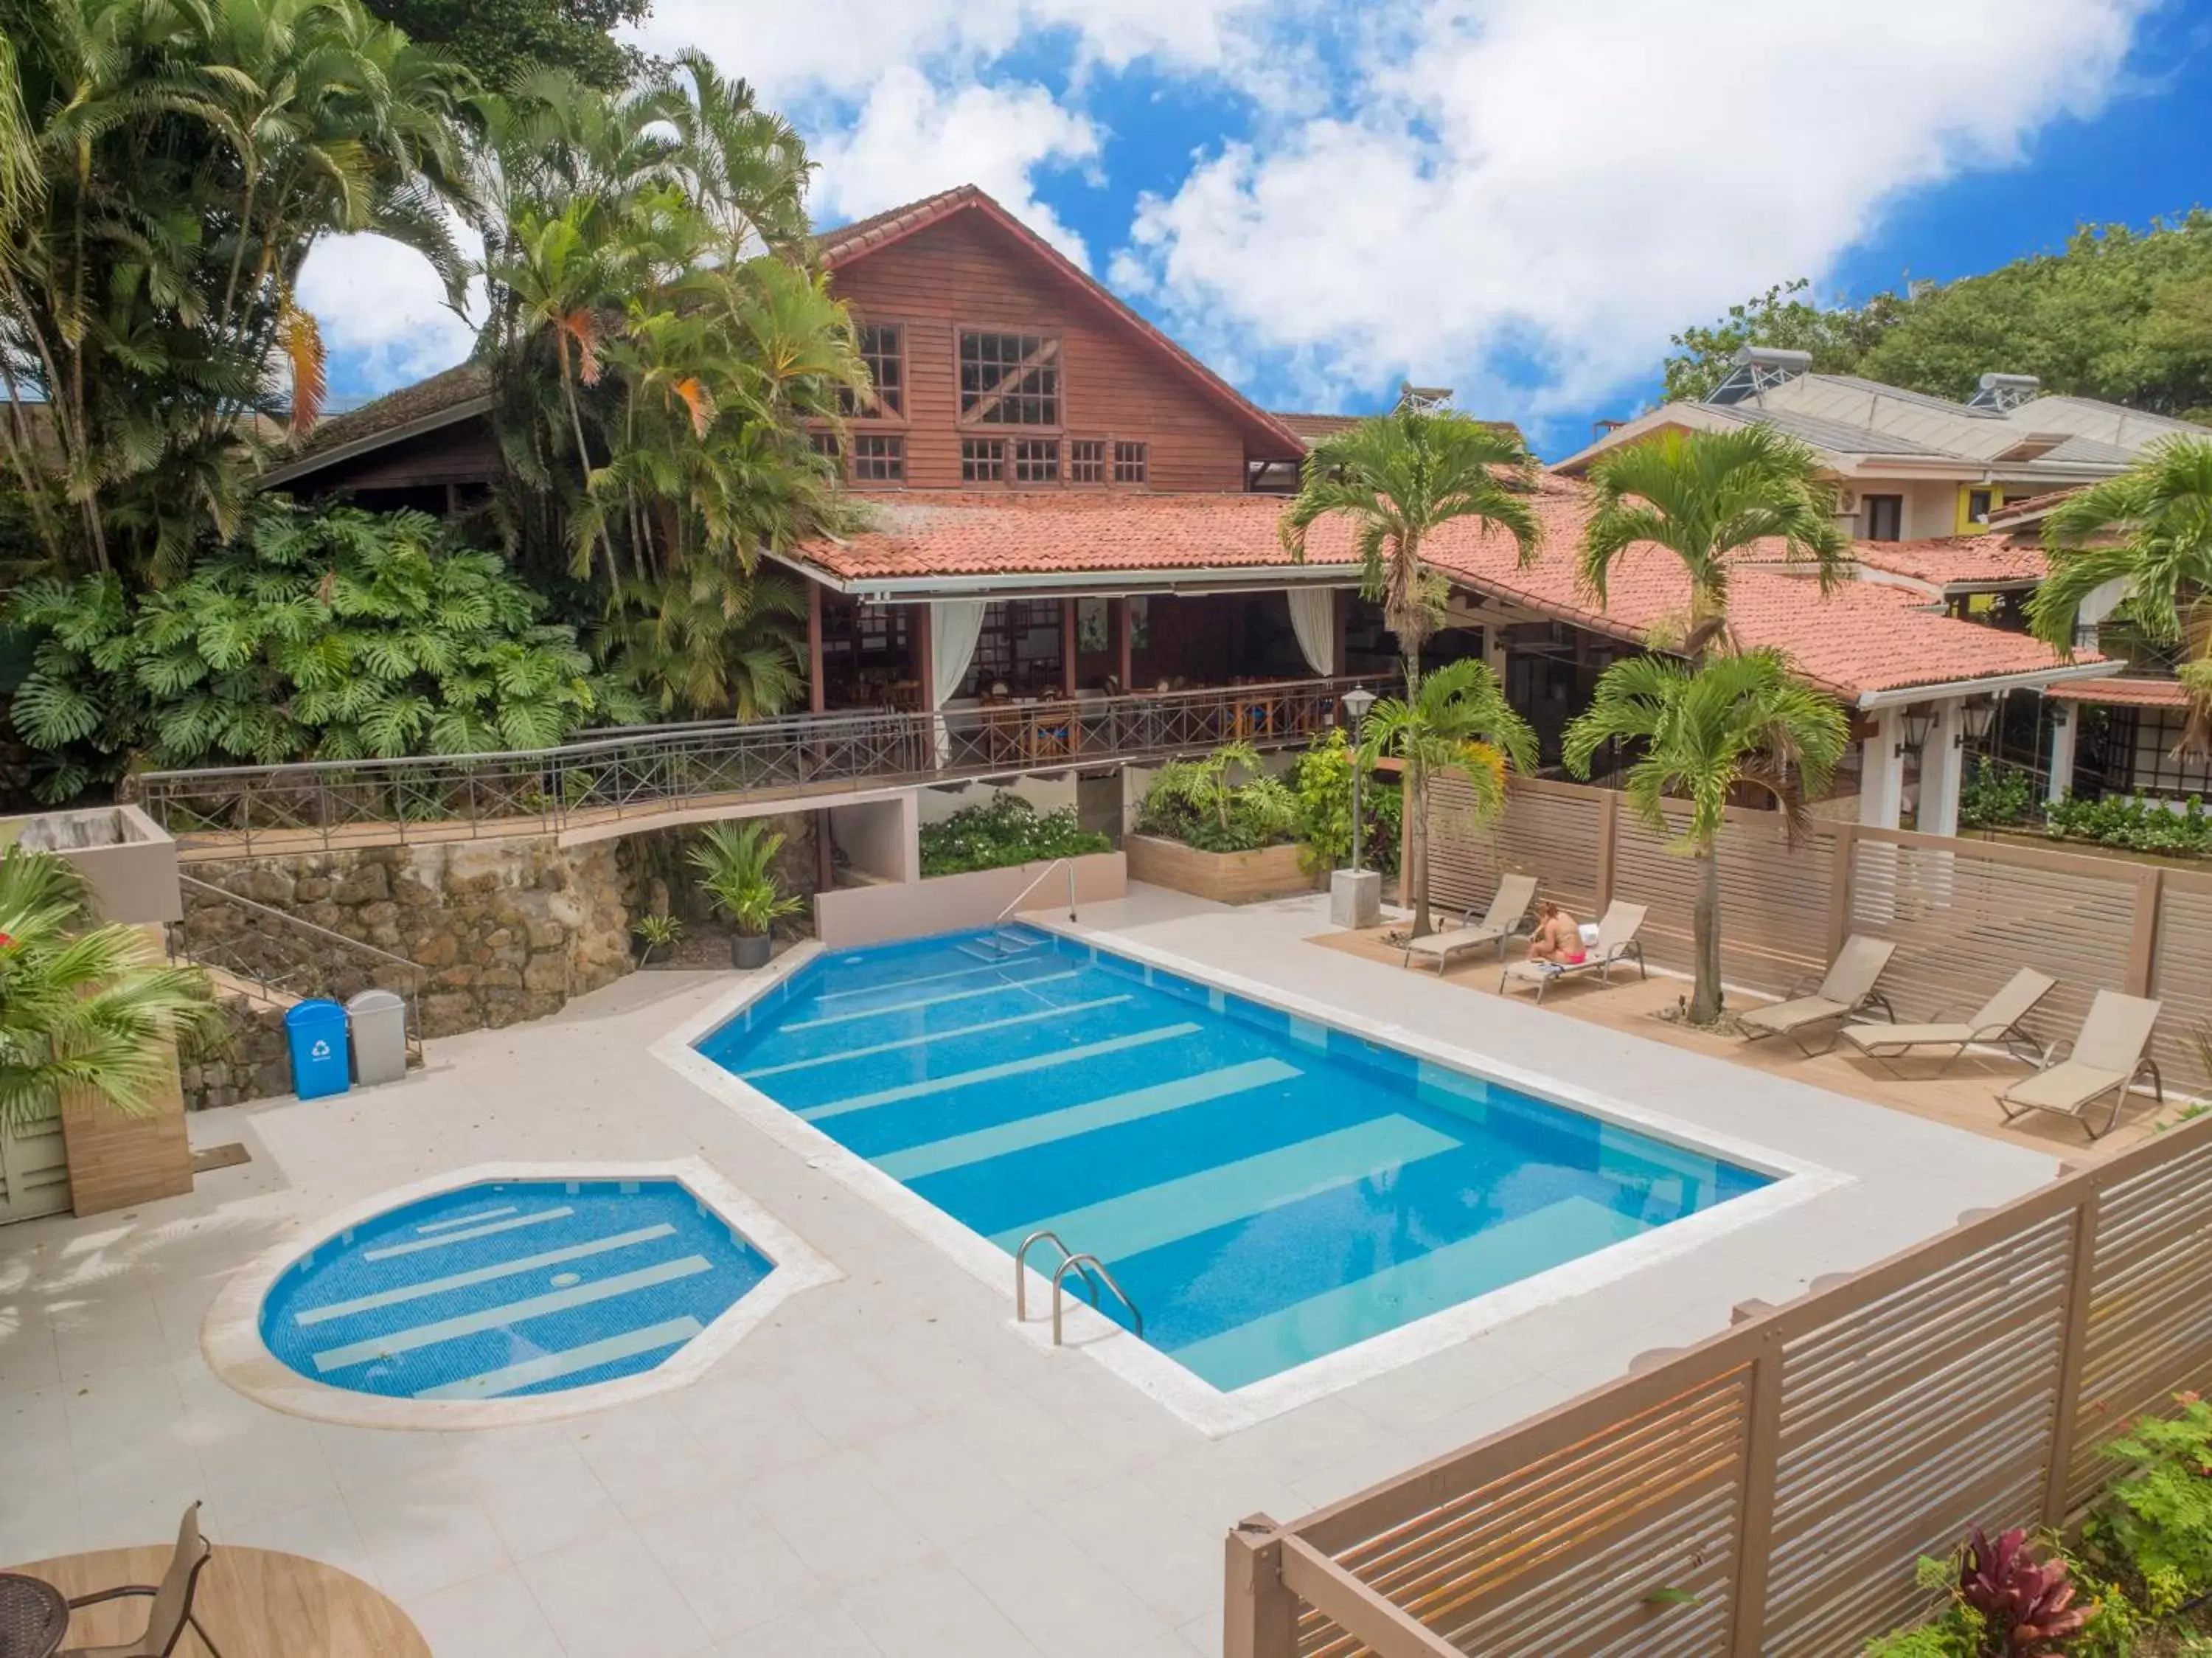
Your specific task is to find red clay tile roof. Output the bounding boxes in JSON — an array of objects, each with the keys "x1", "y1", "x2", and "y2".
[
  {"x1": 813, "y1": 185, "x2": 1304, "y2": 461},
  {"x1": 789, "y1": 475, "x2": 2101, "y2": 701},
  {"x1": 1272, "y1": 411, "x2": 1530, "y2": 450},
  {"x1": 2045, "y1": 676, "x2": 2190, "y2": 707},
  {"x1": 1986, "y1": 486, "x2": 2081, "y2": 530},
  {"x1": 1849, "y1": 536, "x2": 2048, "y2": 589}
]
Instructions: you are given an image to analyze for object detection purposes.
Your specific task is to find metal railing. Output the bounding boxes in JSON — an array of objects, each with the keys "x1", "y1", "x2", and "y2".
[
  {"x1": 133, "y1": 676, "x2": 1377, "y2": 854},
  {"x1": 167, "y1": 875, "x2": 425, "y2": 1062},
  {"x1": 1012, "y1": 1229, "x2": 1143, "y2": 1345}
]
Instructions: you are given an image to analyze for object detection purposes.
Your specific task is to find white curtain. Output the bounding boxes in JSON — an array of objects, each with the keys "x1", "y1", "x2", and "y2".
[
  {"x1": 1287, "y1": 587, "x2": 1338, "y2": 676},
  {"x1": 930, "y1": 600, "x2": 988, "y2": 707}
]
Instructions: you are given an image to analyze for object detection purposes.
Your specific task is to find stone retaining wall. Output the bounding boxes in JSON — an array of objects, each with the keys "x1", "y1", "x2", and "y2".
[{"x1": 180, "y1": 995, "x2": 290, "y2": 1113}]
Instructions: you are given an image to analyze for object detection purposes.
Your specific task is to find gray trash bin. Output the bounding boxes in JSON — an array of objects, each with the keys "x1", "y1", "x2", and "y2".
[{"x1": 347, "y1": 988, "x2": 410, "y2": 1086}]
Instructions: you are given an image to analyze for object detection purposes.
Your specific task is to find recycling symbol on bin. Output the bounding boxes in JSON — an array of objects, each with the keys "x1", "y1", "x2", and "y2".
[{"x1": 310, "y1": 1039, "x2": 332, "y2": 1060}]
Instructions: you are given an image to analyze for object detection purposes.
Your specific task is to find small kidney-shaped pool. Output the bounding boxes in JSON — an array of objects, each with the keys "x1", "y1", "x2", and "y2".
[{"x1": 258, "y1": 1177, "x2": 775, "y2": 1402}]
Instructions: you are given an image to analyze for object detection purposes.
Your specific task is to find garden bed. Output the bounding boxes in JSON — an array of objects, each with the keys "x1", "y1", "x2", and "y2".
[{"x1": 1122, "y1": 833, "x2": 1318, "y2": 903}]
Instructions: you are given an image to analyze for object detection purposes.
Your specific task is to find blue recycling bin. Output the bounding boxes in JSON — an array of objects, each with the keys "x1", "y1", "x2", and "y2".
[{"x1": 285, "y1": 999, "x2": 352, "y2": 1100}]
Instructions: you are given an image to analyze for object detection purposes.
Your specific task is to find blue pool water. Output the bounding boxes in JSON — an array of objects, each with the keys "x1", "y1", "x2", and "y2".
[
  {"x1": 699, "y1": 928, "x2": 1771, "y2": 1392},
  {"x1": 260, "y1": 1179, "x2": 774, "y2": 1401}
]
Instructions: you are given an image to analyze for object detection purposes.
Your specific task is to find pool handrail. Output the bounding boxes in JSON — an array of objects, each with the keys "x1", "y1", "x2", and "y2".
[{"x1": 1051, "y1": 1252, "x2": 1143, "y2": 1345}]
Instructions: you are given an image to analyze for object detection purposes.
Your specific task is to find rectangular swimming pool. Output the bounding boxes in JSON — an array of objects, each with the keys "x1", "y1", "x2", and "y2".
[{"x1": 698, "y1": 926, "x2": 1772, "y2": 1394}]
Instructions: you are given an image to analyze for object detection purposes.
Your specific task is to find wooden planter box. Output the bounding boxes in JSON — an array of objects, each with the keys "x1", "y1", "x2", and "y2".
[{"x1": 1123, "y1": 834, "x2": 1319, "y2": 903}]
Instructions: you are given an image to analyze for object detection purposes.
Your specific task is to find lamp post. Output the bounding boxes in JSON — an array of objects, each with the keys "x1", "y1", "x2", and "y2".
[{"x1": 1343, "y1": 687, "x2": 1377, "y2": 873}]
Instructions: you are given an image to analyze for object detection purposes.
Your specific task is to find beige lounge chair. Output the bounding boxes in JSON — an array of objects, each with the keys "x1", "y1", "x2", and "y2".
[
  {"x1": 1739, "y1": 934, "x2": 1897, "y2": 1056},
  {"x1": 1998, "y1": 989, "x2": 2164, "y2": 1140},
  {"x1": 1402, "y1": 873, "x2": 1539, "y2": 974},
  {"x1": 60, "y1": 1499, "x2": 225, "y2": 1658},
  {"x1": 1499, "y1": 901, "x2": 1647, "y2": 1005},
  {"x1": 1838, "y1": 967, "x2": 2056, "y2": 1074}
]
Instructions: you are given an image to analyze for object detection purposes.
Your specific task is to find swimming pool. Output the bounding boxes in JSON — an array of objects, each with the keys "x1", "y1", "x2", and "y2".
[
  {"x1": 698, "y1": 926, "x2": 1773, "y2": 1395},
  {"x1": 258, "y1": 1177, "x2": 775, "y2": 1402}
]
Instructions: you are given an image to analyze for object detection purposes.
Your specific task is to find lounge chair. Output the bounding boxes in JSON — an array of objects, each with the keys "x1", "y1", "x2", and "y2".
[
  {"x1": 1838, "y1": 967, "x2": 2056, "y2": 1074},
  {"x1": 60, "y1": 1499, "x2": 226, "y2": 1658},
  {"x1": 1402, "y1": 873, "x2": 1539, "y2": 974},
  {"x1": 1739, "y1": 934, "x2": 1897, "y2": 1056},
  {"x1": 1498, "y1": 901, "x2": 1648, "y2": 1005},
  {"x1": 1998, "y1": 989, "x2": 2164, "y2": 1140}
]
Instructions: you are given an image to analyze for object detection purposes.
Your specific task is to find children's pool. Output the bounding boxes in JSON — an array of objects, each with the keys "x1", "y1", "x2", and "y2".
[
  {"x1": 698, "y1": 927, "x2": 1771, "y2": 1392},
  {"x1": 258, "y1": 1178, "x2": 774, "y2": 1401}
]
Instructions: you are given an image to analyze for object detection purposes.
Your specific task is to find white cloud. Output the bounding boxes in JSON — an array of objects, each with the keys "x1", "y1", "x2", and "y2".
[
  {"x1": 808, "y1": 68, "x2": 1105, "y2": 266},
  {"x1": 1114, "y1": 0, "x2": 2160, "y2": 428},
  {"x1": 296, "y1": 230, "x2": 481, "y2": 400}
]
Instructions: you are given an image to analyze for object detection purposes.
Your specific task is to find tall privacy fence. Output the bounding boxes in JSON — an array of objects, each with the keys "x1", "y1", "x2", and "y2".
[
  {"x1": 1220, "y1": 779, "x2": 2212, "y2": 1657},
  {"x1": 1225, "y1": 1108, "x2": 2212, "y2": 1656},
  {"x1": 1419, "y1": 774, "x2": 2212, "y2": 1098}
]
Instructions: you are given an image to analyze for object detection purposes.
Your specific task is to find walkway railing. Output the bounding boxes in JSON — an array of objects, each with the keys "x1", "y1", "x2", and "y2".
[
  {"x1": 167, "y1": 875, "x2": 425, "y2": 1061},
  {"x1": 135, "y1": 676, "x2": 1376, "y2": 854}
]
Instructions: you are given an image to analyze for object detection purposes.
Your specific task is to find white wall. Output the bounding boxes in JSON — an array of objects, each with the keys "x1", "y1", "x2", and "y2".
[{"x1": 829, "y1": 795, "x2": 918, "y2": 884}]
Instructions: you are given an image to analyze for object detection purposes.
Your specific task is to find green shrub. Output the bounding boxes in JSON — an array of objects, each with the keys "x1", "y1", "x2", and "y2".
[
  {"x1": 2084, "y1": 1396, "x2": 2212, "y2": 1615},
  {"x1": 1290, "y1": 728, "x2": 1404, "y2": 877},
  {"x1": 1138, "y1": 743, "x2": 1298, "y2": 854},
  {"x1": 919, "y1": 794, "x2": 1110, "y2": 877},
  {"x1": 2042, "y1": 794, "x2": 2212, "y2": 856},
  {"x1": 1961, "y1": 758, "x2": 2036, "y2": 830}
]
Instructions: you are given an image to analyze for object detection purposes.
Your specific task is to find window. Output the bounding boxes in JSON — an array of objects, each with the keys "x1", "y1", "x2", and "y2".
[
  {"x1": 851, "y1": 434, "x2": 904, "y2": 484},
  {"x1": 961, "y1": 438, "x2": 1004, "y2": 483},
  {"x1": 1863, "y1": 493, "x2": 1902, "y2": 541},
  {"x1": 960, "y1": 330, "x2": 1060, "y2": 426},
  {"x1": 963, "y1": 600, "x2": 1065, "y2": 695},
  {"x1": 1012, "y1": 438, "x2": 1060, "y2": 484},
  {"x1": 1068, "y1": 439, "x2": 1106, "y2": 483},
  {"x1": 1113, "y1": 441, "x2": 1148, "y2": 485},
  {"x1": 837, "y1": 324, "x2": 904, "y2": 417},
  {"x1": 1958, "y1": 485, "x2": 2002, "y2": 533}
]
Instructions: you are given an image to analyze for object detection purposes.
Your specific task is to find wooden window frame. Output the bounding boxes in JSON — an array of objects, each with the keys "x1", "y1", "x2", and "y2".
[
  {"x1": 1012, "y1": 437, "x2": 1061, "y2": 486},
  {"x1": 850, "y1": 433, "x2": 905, "y2": 486},
  {"x1": 1067, "y1": 437, "x2": 1107, "y2": 486},
  {"x1": 1113, "y1": 440, "x2": 1149, "y2": 486},
  {"x1": 839, "y1": 316, "x2": 913, "y2": 424},
  {"x1": 956, "y1": 324, "x2": 1063, "y2": 430},
  {"x1": 961, "y1": 437, "x2": 1006, "y2": 485}
]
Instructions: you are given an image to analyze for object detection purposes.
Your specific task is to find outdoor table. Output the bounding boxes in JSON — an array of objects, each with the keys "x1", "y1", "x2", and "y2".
[{"x1": 0, "y1": 1573, "x2": 67, "y2": 1658}]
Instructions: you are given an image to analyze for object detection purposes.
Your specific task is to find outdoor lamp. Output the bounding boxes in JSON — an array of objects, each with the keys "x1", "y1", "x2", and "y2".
[
  {"x1": 1963, "y1": 697, "x2": 1999, "y2": 743},
  {"x1": 1343, "y1": 687, "x2": 1378, "y2": 873},
  {"x1": 1899, "y1": 707, "x2": 1936, "y2": 753}
]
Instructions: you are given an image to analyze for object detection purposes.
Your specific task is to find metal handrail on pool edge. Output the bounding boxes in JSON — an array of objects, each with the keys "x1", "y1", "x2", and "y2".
[{"x1": 1051, "y1": 1253, "x2": 1143, "y2": 1345}]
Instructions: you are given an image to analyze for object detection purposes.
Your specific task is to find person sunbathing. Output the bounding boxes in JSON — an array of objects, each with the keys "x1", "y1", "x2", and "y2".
[{"x1": 1525, "y1": 900, "x2": 1586, "y2": 966}]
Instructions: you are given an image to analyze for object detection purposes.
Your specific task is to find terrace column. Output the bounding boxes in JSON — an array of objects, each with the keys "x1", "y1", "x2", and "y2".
[
  {"x1": 806, "y1": 581, "x2": 826, "y2": 714},
  {"x1": 2047, "y1": 704, "x2": 2078, "y2": 805},
  {"x1": 1113, "y1": 599, "x2": 1133, "y2": 690},
  {"x1": 1061, "y1": 599, "x2": 1079, "y2": 696},
  {"x1": 1859, "y1": 707, "x2": 1905, "y2": 830},
  {"x1": 1919, "y1": 698, "x2": 1966, "y2": 838}
]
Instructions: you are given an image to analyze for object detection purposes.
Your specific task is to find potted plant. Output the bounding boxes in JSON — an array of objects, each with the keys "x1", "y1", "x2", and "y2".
[
  {"x1": 630, "y1": 912, "x2": 683, "y2": 967},
  {"x1": 686, "y1": 822, "x2": 803, "y2": 969}
]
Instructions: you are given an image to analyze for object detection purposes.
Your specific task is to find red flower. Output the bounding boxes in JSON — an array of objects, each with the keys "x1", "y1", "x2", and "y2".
[{"x1": 0, "y1": 932, "x2": 14, "y2": 950}]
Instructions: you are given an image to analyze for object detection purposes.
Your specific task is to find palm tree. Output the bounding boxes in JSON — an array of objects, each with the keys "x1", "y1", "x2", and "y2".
[
  {"x1": 1281, "y1": 408, "x2": 1541, "y2": 692},
  {"x1": 1562, "y1": 651, "x2": 1848, "y2": 1024},
  {"x1": 0, "y1": 846, "x2": 218, "y2": 1128},
  {"x1": 1579, "y1": 426, "x2": 1850, "y2": 659},
  {"x1": 1360, "y1": 659, "x2": 1537, "y2": 940},
  {"x1": 2030, "y1": 437, "x2": 2212, "y2": 760}
]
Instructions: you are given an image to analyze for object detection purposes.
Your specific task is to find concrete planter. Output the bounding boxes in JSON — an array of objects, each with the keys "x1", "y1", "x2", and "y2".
[
  {"x1": 730, "y1": 931, "x2": 772, "y2": 970},
  {"x1": 1121, "y1": 834, "x2": 1318, "y2": 904}
]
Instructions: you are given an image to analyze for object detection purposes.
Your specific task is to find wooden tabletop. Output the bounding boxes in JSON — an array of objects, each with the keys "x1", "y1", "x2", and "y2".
[{"x1": 4, "y1": 1546, "x2": 428, "y2": 1658}]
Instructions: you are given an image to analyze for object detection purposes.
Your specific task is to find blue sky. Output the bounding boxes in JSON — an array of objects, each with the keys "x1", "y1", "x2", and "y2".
[{"x1": 307, "y1": 1, "x2": 2211, "y2": 461}]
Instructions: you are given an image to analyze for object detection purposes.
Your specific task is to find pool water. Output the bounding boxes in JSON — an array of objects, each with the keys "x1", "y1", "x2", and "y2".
[
  {"x1": 260, "y1": 1179, "x2": 774, "y2": 1401},
  {"x1": 699, "y1": 928, "x2": 1770, "y2": 1392}
]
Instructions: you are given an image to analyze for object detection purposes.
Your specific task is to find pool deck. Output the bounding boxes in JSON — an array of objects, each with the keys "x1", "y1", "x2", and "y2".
[{"x1": 0, "y1": 885, "x2": 2064, "y2": 1658}]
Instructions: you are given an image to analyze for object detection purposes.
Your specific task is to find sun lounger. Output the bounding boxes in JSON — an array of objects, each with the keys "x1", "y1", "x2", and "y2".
[
  {"x1": 1998, "y1": 989, "x2": 2164, "y2": 1140},
  {"x1": 1838, "y1": 967, "x2": 2056, "y2": 1073},
  {"x1": 1498, "y1": 901, "x2": 1647, "y2": 1005},
  {"x1": 1402, "y1": 873, "x2": 1539, "y2": 974},
  {"x1": 1739, "y1": 934, "x2": 1897, "y2": 1055}
]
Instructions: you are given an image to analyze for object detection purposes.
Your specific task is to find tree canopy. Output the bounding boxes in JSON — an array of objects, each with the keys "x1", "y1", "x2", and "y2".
[
  {"x1": 1661, "y1": 216, "x2": 2212, "y2": 421},
  {"x1": 361, "y1": 0, "x2": 647, "y2": 94}
]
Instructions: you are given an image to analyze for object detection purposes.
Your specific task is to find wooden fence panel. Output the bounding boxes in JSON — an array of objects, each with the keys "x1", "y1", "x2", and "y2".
[
  {"x1": 1423, "y1": 780, "x2": 1603, "y2": 922},
  {"x1": 2070, "y1": 1136, "x2": 2212, "y2": 1508},
  {"x1": 1847, "y1": 839, "x2": 2135, "y2": 1048},
  {"x1": 1606, "y1": 810, "x2": 1835, "y2": 996},
  {"x1": 1760, "y1": 1215, "x2": 2073, "y2": 1655},
  {"x1": 2148, "y1": 875, "x2": 2212, "y2": 1097},
  {"x1": 1296, "y1": 1367, "x2": 1751, "y2": 1658}
]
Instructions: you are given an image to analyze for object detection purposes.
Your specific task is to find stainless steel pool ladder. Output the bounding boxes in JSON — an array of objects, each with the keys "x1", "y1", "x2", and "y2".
[
  {"x1": 1014, "y1": 1229, "x2": 1143, "y2": 1347},
  {"x1": 984, "y1": 859, "x2": 1079, "y2": 957}
]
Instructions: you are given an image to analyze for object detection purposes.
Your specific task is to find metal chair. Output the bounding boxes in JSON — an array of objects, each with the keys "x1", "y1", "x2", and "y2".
[{"x1": 60, "y1": 1502, "x2": 225, "y2": 1658}]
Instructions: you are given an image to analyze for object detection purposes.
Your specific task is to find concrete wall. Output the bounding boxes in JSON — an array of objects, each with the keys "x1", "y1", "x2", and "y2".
[
  {"x1": 830, "y1": 795, "x2": 919, "y2": 884},
  {"x1": 813, "y1": 851, "x2": 1126, "y2": 948},
  {"x1": 3, "y1": 805, "x2": 181, "y2": 923}
]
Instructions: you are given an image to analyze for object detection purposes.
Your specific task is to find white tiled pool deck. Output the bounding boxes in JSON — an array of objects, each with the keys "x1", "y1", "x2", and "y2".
[{"x1": 0, "y1": 887, "x2": 2062, "y2": 1657}]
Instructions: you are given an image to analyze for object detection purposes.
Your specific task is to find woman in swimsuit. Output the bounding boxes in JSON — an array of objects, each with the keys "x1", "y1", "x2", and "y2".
[{"x1": 1525, "y1": 900, "x2": 1586, "y2": 966}]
